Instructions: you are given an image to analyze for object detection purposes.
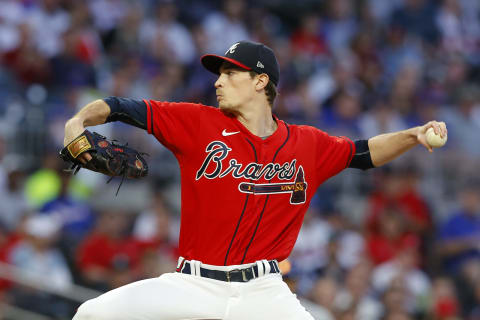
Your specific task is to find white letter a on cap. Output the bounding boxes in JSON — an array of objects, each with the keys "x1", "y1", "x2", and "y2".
[{"x1": 226, "y1": 42, "x2": 239, "y2": 55}]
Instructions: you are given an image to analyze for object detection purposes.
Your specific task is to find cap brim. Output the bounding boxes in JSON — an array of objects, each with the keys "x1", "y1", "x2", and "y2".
[{"x1": 201, "y1": 54, "x2": 252, "y2": 75}]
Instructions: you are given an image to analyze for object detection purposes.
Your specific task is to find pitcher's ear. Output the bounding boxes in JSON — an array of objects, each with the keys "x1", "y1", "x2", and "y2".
[{"x1": 255, "y1": 73, "x2": 269, "y2": 90}]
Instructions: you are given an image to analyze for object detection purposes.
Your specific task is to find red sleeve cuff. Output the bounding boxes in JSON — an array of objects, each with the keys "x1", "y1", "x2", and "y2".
[{"x1": 343, "y1": 136, "x2": 355, "y2": 168}]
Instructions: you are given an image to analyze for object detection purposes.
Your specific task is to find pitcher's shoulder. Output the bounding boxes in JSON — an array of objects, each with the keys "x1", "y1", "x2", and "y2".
[{"x1": 285, "y1": 123, "x2": 329, "y2": 138}]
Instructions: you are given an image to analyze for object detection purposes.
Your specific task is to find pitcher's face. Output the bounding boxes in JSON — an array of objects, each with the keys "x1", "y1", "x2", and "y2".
[{"x1": 215, "y1": 64, "x2": 256, "y2": 114}]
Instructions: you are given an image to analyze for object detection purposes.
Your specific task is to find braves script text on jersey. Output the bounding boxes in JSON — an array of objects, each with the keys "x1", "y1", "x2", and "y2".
[{"x1": 145, "y1": 100, "x2": 355, "y2": 266}]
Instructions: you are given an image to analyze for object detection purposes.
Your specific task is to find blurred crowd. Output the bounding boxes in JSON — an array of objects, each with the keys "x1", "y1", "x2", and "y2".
[{"x1": 0, "y1": 0, "x2": 480, "y2": 319}]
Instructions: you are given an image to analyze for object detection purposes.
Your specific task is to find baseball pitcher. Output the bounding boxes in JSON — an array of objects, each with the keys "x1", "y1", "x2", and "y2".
[{"x1": 62, "y1": 41, "x2": 447, "y2": 319}]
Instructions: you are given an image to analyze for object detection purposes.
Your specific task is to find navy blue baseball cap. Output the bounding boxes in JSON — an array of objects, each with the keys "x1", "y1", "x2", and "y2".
[{"x1": 201, "y1": 41, "x2": 280, "y2": 86}]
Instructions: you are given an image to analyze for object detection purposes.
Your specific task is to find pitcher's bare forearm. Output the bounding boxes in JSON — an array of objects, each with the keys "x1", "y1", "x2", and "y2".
[
  {"x1": 368, "y1": 121, "x2": 447, "y2": 167},
  {"x1": 64, "y1": 99, "x2": 111, "y2": 146},
  {"x1": 368, "y1": 127, "x2": 420, "y2": 167}
]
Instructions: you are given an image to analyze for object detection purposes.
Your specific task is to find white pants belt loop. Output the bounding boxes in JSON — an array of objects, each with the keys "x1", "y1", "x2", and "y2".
[
  {"x1": 195, "y1": 261, "x2": 201, "y2": 276},
  {"x1": 190, "y1": 260, "x2": 201, "y2": 276},
  {"x1": 176, "y1": 257, "x2": 185, "y2": 270},
  {"x1": 262, "y1": 259, "x2": 271, "y2": 275},
  {"x1": 255, "y1": 261, "x2": 264, "y2": 277}
]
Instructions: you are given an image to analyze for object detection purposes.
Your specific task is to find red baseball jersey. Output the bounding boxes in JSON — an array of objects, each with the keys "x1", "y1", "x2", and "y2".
[{"x1": 145, "y1": 100, "x2": 355, "y2": 266}]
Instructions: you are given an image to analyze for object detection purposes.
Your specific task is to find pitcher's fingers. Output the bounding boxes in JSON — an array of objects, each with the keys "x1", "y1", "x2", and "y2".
[
  {"x1": 420, "y1": 140, "x2": 433, "y2": 153},
  {"x1": 439, "y1": 122, "x2": 447, "y2": 138},
  {"x1": 78, "y1": 152, "x2": 92, "y2": 164},
  {"x1": 431, "y1": 122, "x2": 442, "y2": 136}
]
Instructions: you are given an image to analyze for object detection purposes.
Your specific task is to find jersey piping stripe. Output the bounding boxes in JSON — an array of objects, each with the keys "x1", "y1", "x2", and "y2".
[
  {"x1": 240, "y1": 122, "x2": 291, "y2": 264},
  {"x1": 145, "y1": 99, "x2": 154, "y2": 136},
  {"x1": 223, "y1": 138, "x2": 257, "y2": 266},
  {"x1": 223, "y1": 194, "x2": 250, "y2": 266},
  {"x1": 241, "y1": 194, "x2": 269, "y2": 264},
  {"x1": 345, "y1": 137, "x2": 354, "y2": 168}
]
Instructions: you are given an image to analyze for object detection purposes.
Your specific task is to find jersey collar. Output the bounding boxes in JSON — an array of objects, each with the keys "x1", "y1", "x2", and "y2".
[{"x1": 231, "y1": 114, "x2": 287, "y2": 145}]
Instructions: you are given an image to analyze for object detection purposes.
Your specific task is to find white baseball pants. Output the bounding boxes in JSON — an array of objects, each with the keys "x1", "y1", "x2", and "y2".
[{"x1": 73, "y1": 259, "x2": 314, "y2": 320}]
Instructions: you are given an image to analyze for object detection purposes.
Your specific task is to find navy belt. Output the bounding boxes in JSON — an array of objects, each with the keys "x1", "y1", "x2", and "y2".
[{"x1": 178, "y1": 260, "x2": 280, "y2": 282}]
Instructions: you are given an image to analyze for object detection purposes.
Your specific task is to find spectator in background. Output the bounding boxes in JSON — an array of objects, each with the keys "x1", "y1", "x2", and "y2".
[
  {"x1": 291, "y1": 206, "x2": 364, "y2": 292},
  {"x1": 438, "y1": 179, "x2": 480, "y2": 274},
  {"x1": 139, "y1": 0, "x2": 195, "y2": 65},
  {"x1": 438, "y1": 178, "x2": 480, "y2": 317},
  {"x1": 183, "y1": 23, "x2": 217, "y2": 103},
  {"x1": 49, "y1": 28, "x2": 97, "y2": 88},
  {"x1": 306, "y1": 52, "x2": 362, "y2": 124},
  {"x1": 319, "y1": 215, "x2": 365, "y2": 277},
  {"x1": 380, "y1": 279, "x2": 413, "y2": 319},
  {"x1": 428, "y1": 276, "x2": 461, "y2": 320},
  {"x1": 108, "y1": 3, "x2": 143, "y2": 57},
  {"x1": 455, "y1": 258, "x2": 480, "y2": 318},
  {"x1": 202, "y1": 0, "x2": 250, "y2": 54},
  {"x1": 2, "y1": 23, "x2": 51, "y2": 85},
  {"x1": 149, "y1": 63, "x2": 187, "y2": 101},
  {"x1": 366, "y1": 0, "x2": 403, "y2": 26},
  {"x1": 27, "y1": 0, "x2": 71, "y2": 58},
  {"x1": 0, "y1": 0, "x2": 24, "y2": 54},
  {"x1": 290, "y1": 207, "x2": 333, "y2": 295},
  {"x1": 334, "y1": 259, "x2": 383, "y2": 320},
  {"x1": 372, "y1": 242, "x2": 431, "y2": 315},
  {"x1": 323, "y1": 0, "x2": 357, "y2": 53},
  {"x1": 440, "y1": 85, "x2": 480, "y2": 157},
  {"x1": 379, "y1": 23, "x2": 424, "y2": 82},
  {"x1": 108, "y1": 56, "x2": 146, "y2": 98},
  {"x1": 468, "y1": 280, "x2": 480, "y2": 319},
  {"x1": 359, "y1": 97, "x2": 407, "y2": 138},
  {"x1": 388, "y1": 64, "x2": 423, "y2": 120},
  {"x1": 24, "y1": 152, "x2": 63, "y2": 209},
  {"x1": 349, "y1": 30, "x2": 383, "y2": 105},
  {"x1": 289, "y1": 13, "x2": 328, "y2": 65},
  {"x1": 436, "y1": 0, "x2": 480, "y2": 58},
  {"x1": 8, "y1": 214, "x2": 72, "y2": 318},
  {"x1": 308, "y1": 276, "x2": 338, "y2": 320},
  {"x1": 390, "y1": 0, "x2": 440, "y2": 45},
  {"x1": 135, "y1": 247, "x2": 177, "y2": 282},
  {"x1": 326, "y1": 213, "x2": 365, "y2": 273},
  {"x1": 383, "y1": 312, "x2": 414, "y2": 320},
  {"x1": 132, "y1": 191, "x2": 178, "y2": 262},
  {"x1": 40, "y1": 170, "x2": 95, "y2": 270},
  {"x1": 432, "y1": 53, "x2": 467, "y2": 114},
  {"x1": 0, "y1": 158, "x2": 29, "y2": 231},
  {"x1": 318, "y1": 232, "x2": 346, "y2": 282},
  {"x1": 87, "y1": 0, "x2": 128, "y2": 48},
  {"x1": 0, "y1": 222, "x2": 21, "y2": 295},
  {"x1": 319, "y1": 88, "x2": 362, "y2": 137},
  {"x1": 367, "y1": 205, "x2": 420, "y2": 265},
  {"x1": 366, "y1": 166, "x2": 431, "y2": 245},
  {"x1": 76, "y1": 209, "x2": 137, "y2": 291},
  {"x1": 67, "y1": 1, "x2": 102, "y2": 66}
]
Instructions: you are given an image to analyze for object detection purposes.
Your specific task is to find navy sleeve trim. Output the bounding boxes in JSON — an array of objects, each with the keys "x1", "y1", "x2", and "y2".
[
  {"x1": 348, "y1": 139, "x2": 374, "y2": 170},
  {"x1": 104, "y1": 96, "x2": 147, "y2": 130}
]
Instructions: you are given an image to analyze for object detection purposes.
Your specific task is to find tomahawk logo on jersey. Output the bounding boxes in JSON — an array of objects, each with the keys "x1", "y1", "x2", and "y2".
[{"x1": 144, "y1": 99, "x2": 354, "y2": 266}]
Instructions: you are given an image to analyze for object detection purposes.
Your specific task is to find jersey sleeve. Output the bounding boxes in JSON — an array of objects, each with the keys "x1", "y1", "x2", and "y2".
[
  {"x1": 314, "y1": 129, "x2": 355, "y2": 178},
  {"x1": 104, "y1": 96, "x2": 147, "y2": 129},
  {"x1": 144, "y1": 100, "x2": 203, "y2": 155}
]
